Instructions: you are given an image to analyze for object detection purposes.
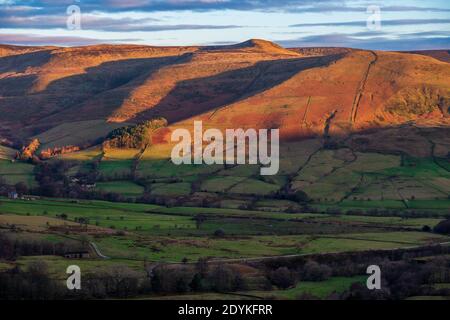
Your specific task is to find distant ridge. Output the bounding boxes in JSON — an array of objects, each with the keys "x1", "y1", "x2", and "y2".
[
  {"x1": 0, "y1": 44, "x2": 56, "y2": 57},
  {"x1": 206, "y1": 39, "x2": 299, "y2": 55},
  {"x1": 407, "y1": 50, "x2": 450, "y2": 63},
  {"x1": 0, "y1": 39, "x2": 449, "y2": 152}
]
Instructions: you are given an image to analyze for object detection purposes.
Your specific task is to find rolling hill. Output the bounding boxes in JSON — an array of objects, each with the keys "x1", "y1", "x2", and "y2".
[{"x1": 0, "y1": 40, "x2": 448, "y2": 154}]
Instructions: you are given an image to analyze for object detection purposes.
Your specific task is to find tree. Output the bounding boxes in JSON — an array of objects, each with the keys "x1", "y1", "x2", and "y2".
[
  {"x1": 103, "y1": 118, "x2": 168, "y2": 149},
  {"x1": 301, "y1": 261, "x2": 332, "y2": 281},
  {"x1": 14, "y1": 182, "x2": 28, "y2": 196},
  {"x1": 101, "y1": 266, "x2": 141, "y2": 298},
  {"x1": 213, "y1": 229, "x2": 226, "y2": 238},
  {"x1": 193, "y1": 214, "x2": 206, "y2": 230},
  {"x1": 209, "y1": 264, "x2": 237, "y2": 292},
  {"x1": 434, "y1": 219, "x2": 450, "y2": 235},
  {"x1": 151, "y1": 266, "x2": 194, "y2": 294},
  {"x1": 190, "y1": 273, "x2": 205, "y2": 292},
  {"x1": 20, "y1": 139, "x2": 40, "y2": 160},
  {"x1": 293, "y1": 190, "x2": 310, "y2": 203},
  {"x1": 58, "y1": 213, "x2": 68, "y2": 220},
  {"x1": 196, "y1": 258, "x2": 209, "y2": 277},
  {"x1": 269, "y1": 267, "x2": 296, "y2": 289}
]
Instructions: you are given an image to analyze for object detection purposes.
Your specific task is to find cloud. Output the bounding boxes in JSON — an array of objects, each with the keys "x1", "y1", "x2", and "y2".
[
  {"x1": 0, "y1": 13, "x2": 242, "y2": 31},
  {"x1": 277, "y1": 33, "x2": 450, "y2": 51},
  {"x1": 288, "y1": 5, "x2": 450, "y2": 13},
  {"x1": 3, "y1": 1, "x2": 317, "y2": 13},
  {"x1": 2, "y1": 0, "x2": 450, "y2": 50},
  {"x1": 290, "y1": 19, "x2": 450, "y2": 28},
  {"x1": 0, "y1": 33, "x2": 138, "y2": 46},
  {"x1": 4, "y1": 0, "x2": 449, "y2": 14}
]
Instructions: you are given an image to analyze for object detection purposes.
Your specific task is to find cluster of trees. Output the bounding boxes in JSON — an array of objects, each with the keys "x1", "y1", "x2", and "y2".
[
  {"x1": 0, "y1": 179, "x2": 29, "y2": 197},
  {"x1": 268, "y1": 261, "x2": 333, "y2": 290},
  {"x1": 329, "y1": 207, "x2": 449, "y2": 219},
  {"x1": 19, "y1": 139, "x2": 40, "y2": 161},
  {"x1": 1, "y1": 247, "x2": 450, "y2": 300},
  {"x1": 275, "y1": 190, "x2": 310, "y2": 203},
  {"x1": 80, "y1": 266, "x2": 151, "y2": 299},
  {"x1": 385, "y1": 86, "x2": 442, "y2": 117},
  {"x1": 150, "y1": 261, "x2": 247, "y2": 294},
  {"x1": 0, "y1": 262, "x2": 151, "y2": 300},
  {"x1": 0, "y1": 259, "x2": 249, "y2": 300},
  {"x1": 257, "y1": 244, "x2": 450, "y2": 300},
  {"x1": 0, "y1": 262, "x2": 65, "y2": 300},
  {"x1": 103, "y1": 118, "x2": 167, "y2": 149},
  {"x1": 434, "y1": 219, "x2": 450, "y2": 235},
  {"x1": 34, "y1": 160, "x2": 72, "y2": 197},
  {"x1": 0, "y1": 233, "x2": 85, "y2": 260},
  {"x1": 39, "y1": 145, "x2": 81, "y2": 160},
  {"x1": 31, "y1": 161, "x2": 131, "y2": 202},
  {"x1": 341, "y1": 257, "x2": 450, "y2": 300},
  {"x1": 262, "y1": 249, "x2": 450, "y2": 300}
]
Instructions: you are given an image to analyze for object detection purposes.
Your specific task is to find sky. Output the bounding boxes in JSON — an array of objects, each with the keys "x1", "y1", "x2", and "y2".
[{"x1": 0, "y1": 0, "x2": 449, "y2": 50}]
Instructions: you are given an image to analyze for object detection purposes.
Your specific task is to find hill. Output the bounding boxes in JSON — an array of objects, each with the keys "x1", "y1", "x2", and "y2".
[
  {"x1": 0, "y1": 40, "x2": 448, "y2": 155},
  {"x1": 407, "y1": 50, "x2": 450, "y2": 63}
]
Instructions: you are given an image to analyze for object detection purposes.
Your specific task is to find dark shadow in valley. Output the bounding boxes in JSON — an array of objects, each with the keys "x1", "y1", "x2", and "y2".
[
  {"x1": 130, "y1": 54, "x2": 345, "y2": 124},
  {"x1": 0, "y1": 49, "x2": 53, "y2": 74},
  {"x1": 0, "y1": 50, "x2": 53, "y2": 97},
  {"x1": 22, "y1": 53, "x2": 194, "y2": 129},
  {"x1": 0, "y1": 74, "x2": 38, "y2": 97}
]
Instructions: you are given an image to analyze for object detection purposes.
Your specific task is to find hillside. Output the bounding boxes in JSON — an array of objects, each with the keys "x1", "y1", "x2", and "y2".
[
  {"x1": 1, "y1": 41, "x2": 449, "y2": 287},
  {"x1": 0, "y1": 40, "x2": 449, "y2": 155},
  {"x1": 407, "y1": 50, "x2": 450, "y2": 63}
]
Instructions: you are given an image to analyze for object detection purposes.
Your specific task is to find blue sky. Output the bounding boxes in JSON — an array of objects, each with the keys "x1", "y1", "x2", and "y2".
[{"x1": 0, "y1": 0, "x2": 449, "y2": 49}]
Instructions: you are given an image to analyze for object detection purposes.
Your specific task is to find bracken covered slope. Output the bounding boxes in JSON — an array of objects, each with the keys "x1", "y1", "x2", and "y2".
[{"x1": 0, "y1": 40, "x2": 449, "y2": 156}]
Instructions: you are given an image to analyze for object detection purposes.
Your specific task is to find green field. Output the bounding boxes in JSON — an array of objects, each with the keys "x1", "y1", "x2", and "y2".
[
  {"x1": 229, "y1": 178, "x2": 280, "y2": 196},
  {"x1": 201, "y1": 176, "x2": 246, "y2": 193},
  {"x1": 96, "y1": 181, "x2": 145, "y2": 197},
  {"x1": 58, "y1": 147, "x2": 103, "y2": 162},
  {"x1": 0, "y1": 160, "x2": 37, "y2": 187},
  {"x1": 35, "y1": 120, "x2": 128, "y2": 151},
  {"x1": 98, "y1": 160, "x2": 134, "y2": 180},
  {"x1": 1, "y1": 197, "x2": 449, "y2": 263},
  {"x1": 137, "y1": 159, "x2": 222, "y2": 179},
  {"x1": 244, "y1": 276, "x2": 366, "y2": 299},
  {"x1": 148, "y1": 276, "x2": 366, "y2": 300},
  {"x1": 2, "y1": 141, "x2": 448, "y2": 214},
  {"x1": 150, "y1": 182, "x2": 192, "y2": 196},
  {"x1": 88, "y1": 231, "x2": 450, "y2": 263},
  {"x1": 0, "y1": 145, "x2": 16, "y2": 160},
  {"x1": 15, "y1": 256, "x2": 146, "y2": 279}
]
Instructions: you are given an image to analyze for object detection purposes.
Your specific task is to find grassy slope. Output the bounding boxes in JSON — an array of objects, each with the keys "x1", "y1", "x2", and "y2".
[
  {"x1": 0, "y1": 160, "x2": 37, "y2": 187},
  {"x1": 245, "y1": 276, "x2": 366, "y2": 299},
  {"x1": 2, "y1": 197, "x2": 449, "y2": 263},
  {"x1": 96, "y1": 181, "x2": 145, "y2": 197}
]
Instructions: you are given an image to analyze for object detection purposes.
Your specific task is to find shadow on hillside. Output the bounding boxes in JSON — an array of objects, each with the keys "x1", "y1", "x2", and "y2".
[
  {"x1": 0, "y1": 74, "x2": 38, "y2": 97},
  {"x1": 27, "y1": 53, "x2": 195, "y2": 127},
  {"x1": 0, "y1": 50, "x2": 53, "y2": 74},
  {"x1": 0, "y1": 50, "x2": 54, "y2": 96},
  {"x1": 130, "y1": 54, "x2": 344, "y2": 123}
]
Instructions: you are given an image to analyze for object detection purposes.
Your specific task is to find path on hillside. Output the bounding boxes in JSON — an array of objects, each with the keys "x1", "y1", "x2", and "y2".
[
  {"x1": 89, "y1": 242, "x2": 110, "y2": 259},
  {"x1": 209, "y1": 54, "x2": 343, "y2": 121},
  {"x1": 163, "y1": 241, "x2": 450, "y2": 266},
  {"x1": 131, "y1": 143, "x2": 149, "y2": 181},
  {"x1": 350, "y1": 51, "x2": 378, "y2": 124},
  {"x1": 419, "y1": 129, "x2": 450, "y2": 173},
  {"x1": 302, "y1": 96, "x2": 312, "y2": 125},
  {"x1": 208, "y1": 63, "x2": 271, "y2": 120}
]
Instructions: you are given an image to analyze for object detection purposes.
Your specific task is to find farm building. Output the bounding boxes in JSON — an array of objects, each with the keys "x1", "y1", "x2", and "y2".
[
  {"x1": 20, "y1": 195, "x2": 40, "y2": 201},
  {"x1": 63, "y1": 251, "x2": 90, "y2": 259},
  {"x1": 7, "y1": 191, "x2": 18, "y2": 199}
]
